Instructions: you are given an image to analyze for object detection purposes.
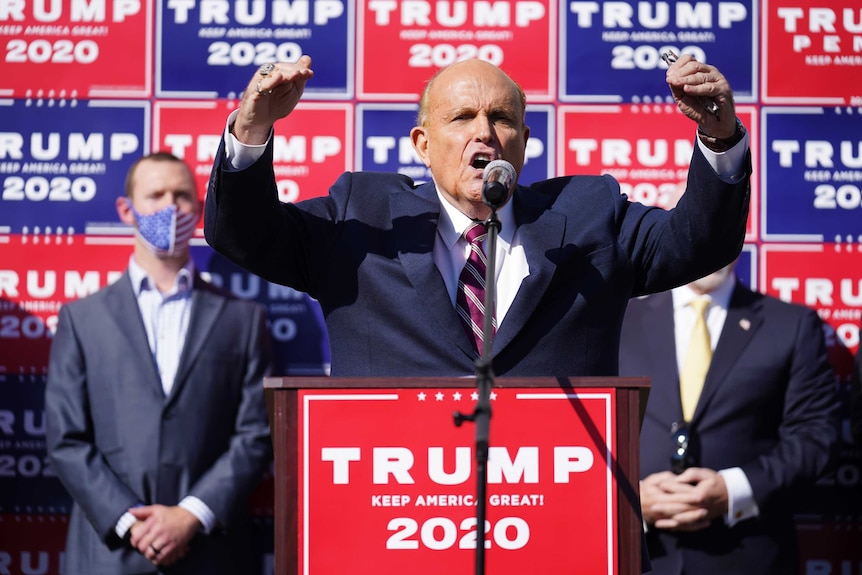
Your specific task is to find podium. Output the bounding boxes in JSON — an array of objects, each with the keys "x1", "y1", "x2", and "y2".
[{"x1": 264, "y1": 376, "x2": 649, "y2": 575}]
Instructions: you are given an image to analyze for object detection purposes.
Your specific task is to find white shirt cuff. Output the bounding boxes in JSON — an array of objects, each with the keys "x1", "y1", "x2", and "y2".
[
  {"x1": 719, "y1": 467, "x2": 760, "y2": 526},
  {"x1": 224, "y1": 109, "x2": 270, "y2": 171},
  {"x1": 179, "y1": 496, "x2": 216, "y2": 534},
  {"x1": 696, "y1": 128, "x2": 749, "y2": 184},
  {"x1": 115, "y1": 510, "x2": 137, "y2": 539}
]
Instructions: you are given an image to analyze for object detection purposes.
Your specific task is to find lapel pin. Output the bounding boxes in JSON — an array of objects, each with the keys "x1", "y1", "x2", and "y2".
[{"x1": 739, "y1": 318, "x2": 751, "y2": 331}]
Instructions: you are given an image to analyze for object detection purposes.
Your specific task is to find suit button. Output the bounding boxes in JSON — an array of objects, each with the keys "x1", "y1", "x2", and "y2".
[{"x1": 163, "y1": 410, "x2": 174, "y2": 420}]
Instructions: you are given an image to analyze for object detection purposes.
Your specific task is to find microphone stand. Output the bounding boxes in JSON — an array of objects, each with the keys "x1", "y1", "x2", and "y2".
[{"x1": 454, "y1": 206, "x2": 501, "y2": 575}]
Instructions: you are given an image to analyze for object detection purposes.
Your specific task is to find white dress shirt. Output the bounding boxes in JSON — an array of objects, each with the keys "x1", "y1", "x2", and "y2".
[{"x1": 115, "y1": 257, "x2": 216, "y2": 539}]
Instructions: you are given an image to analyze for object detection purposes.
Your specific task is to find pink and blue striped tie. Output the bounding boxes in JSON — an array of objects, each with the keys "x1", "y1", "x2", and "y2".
[{"x1": 456, "y1": 222, "x2": 496, "y2": 355}]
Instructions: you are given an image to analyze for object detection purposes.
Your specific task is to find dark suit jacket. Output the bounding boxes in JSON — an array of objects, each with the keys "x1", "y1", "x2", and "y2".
[
  {"x1": 852, "y1": 330, "x2": 862, "y2": 447},
  {"x1": 206, "y1": 140, "x2": 749, "y2": 378},
  {"x1": 45, "y1": 273, "x2": 272, "y2": 575},
  {"x1": 620, "y1": 283, "x2": 839, "y2": 575}
]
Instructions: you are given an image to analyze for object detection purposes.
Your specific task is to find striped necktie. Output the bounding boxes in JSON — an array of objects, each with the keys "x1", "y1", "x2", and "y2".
[
  {"x1": 456, "y1": 222, "x2": 496, "y2": 355},
  {"x1": 679, "y1": 297, "x2": 712, "y2": 421}
]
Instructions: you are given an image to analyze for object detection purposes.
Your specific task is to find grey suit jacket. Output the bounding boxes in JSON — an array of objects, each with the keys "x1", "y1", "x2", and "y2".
[
  {"x1": 620, "y1": 283, "x2": 839, "y2": 575},
  {"x1": 45, "y1": 272, "x2": 272, "y2": 575}
]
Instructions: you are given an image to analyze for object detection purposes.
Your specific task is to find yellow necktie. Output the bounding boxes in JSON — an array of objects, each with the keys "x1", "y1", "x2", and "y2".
[{"x1": 680, "y1": 298, "x2": 712, "y2": 421}]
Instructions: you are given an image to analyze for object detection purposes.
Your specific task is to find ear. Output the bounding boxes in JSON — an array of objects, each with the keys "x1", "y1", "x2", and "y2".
[
  {"x1": 115, "y1": 196, "x2": 135, "y2": 226},
  {"x1": 410, "y1": 126, "x2": 431, "y2": 167}
]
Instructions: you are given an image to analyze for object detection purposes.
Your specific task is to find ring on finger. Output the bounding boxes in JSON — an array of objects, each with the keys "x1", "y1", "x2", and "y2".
[
  {"x1": 256, "y1": 81, "x2": 272, "y2": 96},
  {"x1": 150, "y1": 544, "x2": 162, "y2": 555},
  {"x1": 259, "y1": 62, "x2": 275, "y2": 77}
]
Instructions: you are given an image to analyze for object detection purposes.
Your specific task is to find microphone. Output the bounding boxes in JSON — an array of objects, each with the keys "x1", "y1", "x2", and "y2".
[{"x1": 482, "y1": 159, "x2": 516, "y2": 209}]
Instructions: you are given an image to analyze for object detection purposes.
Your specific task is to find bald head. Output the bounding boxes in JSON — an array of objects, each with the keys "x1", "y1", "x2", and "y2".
[{"x1": 417, "y1": 59, "x2": 527, "y2": 127}]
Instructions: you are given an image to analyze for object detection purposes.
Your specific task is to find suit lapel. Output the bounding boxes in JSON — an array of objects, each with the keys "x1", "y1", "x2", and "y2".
[
  {"x1": 390, "y1": 183, "x2": 478, "y2": 356},
  {"x1": 104, "y1": 273, "x2": 164, "y2": 398},
  {"x1": 637, "y1": 293, "x2": 685, "y2": 419},
  {"x1": 493, "y1": 200, "x2": 566, "y2": 353},
  {"x1": 169, "y1": 275, "x2": 226, "y2": 402},
  {"x1": 691, "y1": 284, "x2": 762, "y2": 423}
]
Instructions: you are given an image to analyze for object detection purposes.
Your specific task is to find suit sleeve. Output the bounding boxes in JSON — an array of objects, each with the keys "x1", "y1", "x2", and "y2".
[
  {"x1": 740, "y1": 309, "x2": 839, "y2": 511},
  {"x1": 45, "y1": 305, "x2": 140, "y2": 549},
  {"x1": 205, "y1": 139, "x2": 342, "y2": 294},
  {"x1": 184, "y1": 302, "x2": 273, "y2": 526},
  {"x1": 619, "y1": 144, "x2": 752, "y2": 296}
]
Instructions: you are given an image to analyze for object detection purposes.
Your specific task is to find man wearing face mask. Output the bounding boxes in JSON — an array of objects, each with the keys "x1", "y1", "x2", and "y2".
[{"x1": 45, "y1": 152, "x2": 273, "y2": 575}]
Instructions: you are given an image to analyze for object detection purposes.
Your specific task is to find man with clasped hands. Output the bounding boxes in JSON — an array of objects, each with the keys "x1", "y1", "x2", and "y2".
[{"x1": 205, "y1": 54, "x2": 750, "y2": 378}]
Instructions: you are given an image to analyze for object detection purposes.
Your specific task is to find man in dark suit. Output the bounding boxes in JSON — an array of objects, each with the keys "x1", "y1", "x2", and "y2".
[
  {"x1": 620, "y1": 254, "x2": 839, "y2": 574},
  {"x1": 45, "y1": 152, "x2": 273, "y2": 574},
  {"x1": 205, "y1": 54, "x2": 750, "y2": 378},
  {"x1": 852, "y1": 329, "x2": 862, "y2": 447}
]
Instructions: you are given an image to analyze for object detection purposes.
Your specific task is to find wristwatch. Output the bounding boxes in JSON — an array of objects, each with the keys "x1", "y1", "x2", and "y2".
[{"x1": 697, "y1": 117, "x2": 746, "y2": 153}]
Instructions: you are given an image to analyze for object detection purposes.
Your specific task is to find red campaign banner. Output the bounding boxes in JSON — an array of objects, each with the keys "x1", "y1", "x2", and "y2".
[
  {"x1": 153, "y1": 99, "x2": 242, "y2": 232},
  {"x1": 154, "y1": 101, "x2": 353, "y2": 214},
  {"x1": 761, "y1": 0, "x2": 862, "y2": 105},
  {"x1": 796, "y1": 521, "x2": 862, "y2": 575},
  {"x1": 0, "y1": 0, "x2": 151, "y2": 99},
  {"x1": 0, "y1": 514, "x2": 67, "y2": 575},
  {"x1": 0, "y1": 237, "x2": 129, "y2": 374},
  {"x1": 356, "y1": 0, "x2": 556, "y2": 101},
  {"x1": 760, "y1": 244, "x2": 862, "y2": 378},
  {"x1": 557, "y1": 104, "x2": 758, "y2": 241},
  {"x1": 296, "y1": 387, "x2": 618, "y2": 574}
]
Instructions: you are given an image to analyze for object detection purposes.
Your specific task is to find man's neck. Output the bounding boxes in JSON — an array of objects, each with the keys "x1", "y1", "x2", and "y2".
[{"x1": 132, "y1": 246, "x2": 189, "y2": 294}]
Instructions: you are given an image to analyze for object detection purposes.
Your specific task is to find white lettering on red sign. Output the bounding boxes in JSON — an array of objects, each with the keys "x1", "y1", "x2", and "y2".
[
  {"x1": 272, "y1": 135, "x2": 342, "y2": 163},
  {"x1": 567, "y1": 138, "x2": 694, "y2": 167},
  {"x1": 771, "y1": 277, "x2": 862, "y2": 307},
  {"x1": 368, "y1": 1, "x2": 545, "y2": 28},
  {"x1": 0, "y1": 0, "x2": 141, "y2": 22},
  {"x1": 319, "y1": 445, "x2": 594, "y2": 485},
  {"x1": 0, "y1": 270, "x2": 123, "y2": 299},
  {"x1": 776, "y1": 7, "x2": 862, "y2": 53}
]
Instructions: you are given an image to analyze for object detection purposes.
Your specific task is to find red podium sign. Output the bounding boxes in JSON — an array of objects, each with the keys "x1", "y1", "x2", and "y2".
[{"x1": 266, "y1": 377, "x2": 648, "y2": 575}]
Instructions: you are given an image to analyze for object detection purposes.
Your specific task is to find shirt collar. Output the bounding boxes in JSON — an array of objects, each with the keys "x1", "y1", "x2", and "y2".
[
  {"x1": 128, "y1": 255, "x2": 195, "y2": 297},
  {"x1": 435, "y1": 187, "x2": 516, "y2": 249},
  {"x1": 672, "y1": 270, "x2": 737, "y2": 311}
]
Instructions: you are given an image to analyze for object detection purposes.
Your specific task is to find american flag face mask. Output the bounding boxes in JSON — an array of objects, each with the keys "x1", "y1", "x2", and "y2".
[{"x1": 126, "y1": 200, "x2": 198, "y2": 257}]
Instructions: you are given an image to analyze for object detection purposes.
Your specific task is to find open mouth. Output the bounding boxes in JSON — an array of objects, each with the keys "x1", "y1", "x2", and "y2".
[{"x1": 471, "y1": 155, "x2": 493, "y2": 170}]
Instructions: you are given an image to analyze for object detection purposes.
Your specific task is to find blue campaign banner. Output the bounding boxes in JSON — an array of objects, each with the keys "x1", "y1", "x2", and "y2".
[
  {"x1": 191, "y1": 246, "x2": 330, "y2": 376},
  {"x1": 356, "y1": 104, "x2": 428, "y2": 180},
  {"x1": 559, "y1": 0, "x2": 755, "y2": 103},
  {"x1": 0, "y1": 100, "x2": 149, "y2": 236},
  {"x1": 522, "y1": 106, "x2": 555, "y2": 184},
  {"x1": 356, "y1": 105, "x2": 553, "y2": 185},
  {"x1": 156, "y1": 0, "x2": 353, "y2": 99},
  {"x1": 761, "y1": 108, "x2": 862, "y2": 242},
  {"x1": 0, "y1": 374, "x2": 73, "y2": 514}
]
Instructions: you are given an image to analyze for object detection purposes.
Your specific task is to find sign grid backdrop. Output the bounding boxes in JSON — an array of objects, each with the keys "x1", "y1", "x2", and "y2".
[{"x1": 0, "y1": 0, "x2": 860, "y2": 572}]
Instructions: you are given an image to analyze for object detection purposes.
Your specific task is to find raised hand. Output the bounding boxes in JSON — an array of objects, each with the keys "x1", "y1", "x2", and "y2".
[
  {"x1": 233, "y1": 55, "x2": 315, "y2": 145},
  {"x1": 665, "y1": 53, "x2": 737, "y2": 140}
]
